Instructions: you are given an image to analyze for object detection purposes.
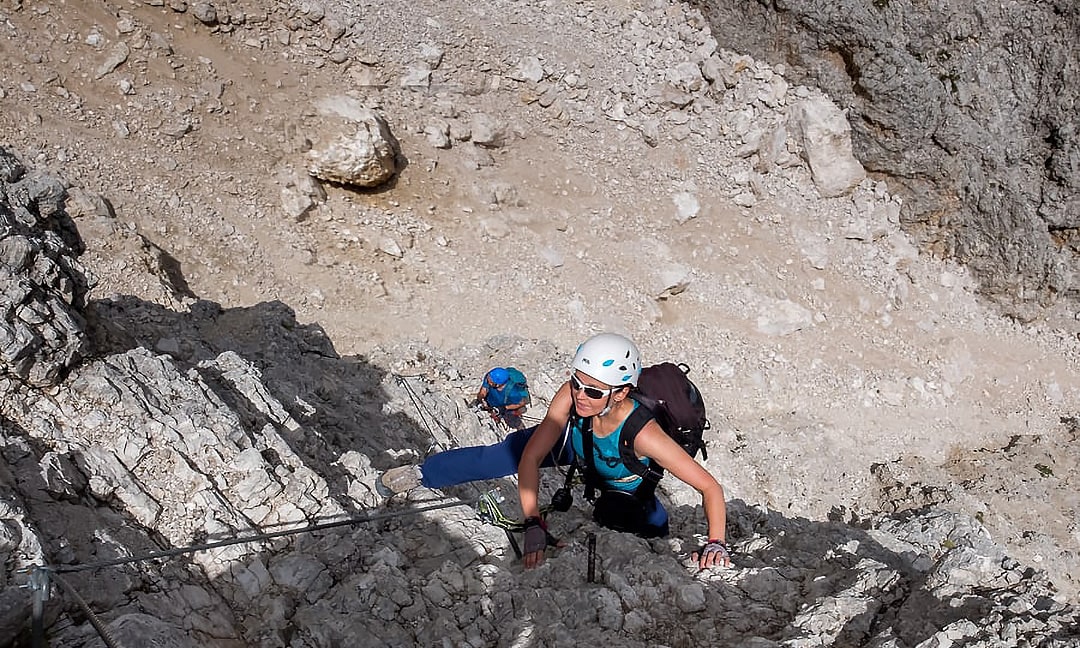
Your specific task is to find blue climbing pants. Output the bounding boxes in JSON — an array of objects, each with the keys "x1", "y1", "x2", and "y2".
[
  {"x1": 420, "y1": 426, "x2": 571, "y2": 488},
  {"x1": 418, "y1": 425, "x2": 670, "y2": 537}
]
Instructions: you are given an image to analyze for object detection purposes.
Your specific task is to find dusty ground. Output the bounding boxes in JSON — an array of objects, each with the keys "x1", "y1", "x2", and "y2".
[{"x1": 2, "y1": 0, "x2": 1078, "y2": 598}]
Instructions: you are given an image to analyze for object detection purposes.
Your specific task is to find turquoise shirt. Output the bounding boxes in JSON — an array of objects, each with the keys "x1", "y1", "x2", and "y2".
[
  {"x1": 571, "y1": 401, "x2": 653, "y2": 492},
  {"x1": 482, "y1": 370, "x2": 529, "y2": 409},
  {"x1": 484, "y1": 383, "x2": 527, "y2": 408}
]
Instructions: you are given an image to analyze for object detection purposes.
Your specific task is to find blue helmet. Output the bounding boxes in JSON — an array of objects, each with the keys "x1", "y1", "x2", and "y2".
[{"x1": 488, "y1": 367, "x2": 510, "y2": 385}]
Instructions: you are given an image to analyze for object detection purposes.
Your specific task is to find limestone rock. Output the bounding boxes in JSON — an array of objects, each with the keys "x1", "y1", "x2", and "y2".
[
  {"x1": 788, "y1": 96, "x2": 866, "y2": 198},
  {"x1": 306, "y1": 97, "x2": 400, "y2": 188},
  {"x1": 695, "y1": 0, "x2": 1080, "y2": 317},
  {"x1": 0, "y1": 148, "x2": 92, "y2": 387}
]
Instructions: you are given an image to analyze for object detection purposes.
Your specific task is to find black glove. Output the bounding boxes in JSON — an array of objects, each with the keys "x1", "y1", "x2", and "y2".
[{"x1": 523, "y1": 517, "x2": 548, "y2": 555}]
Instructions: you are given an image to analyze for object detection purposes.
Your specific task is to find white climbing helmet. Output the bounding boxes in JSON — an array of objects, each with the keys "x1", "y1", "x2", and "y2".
[{"x1": 571, "y1": 333, "x2": 641, "y2": 387}]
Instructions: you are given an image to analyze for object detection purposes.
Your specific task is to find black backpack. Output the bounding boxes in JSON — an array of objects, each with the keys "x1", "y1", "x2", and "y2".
[
  {"x1": 631, "y1": 362, "x2": 709, "y2": 461},
  {"x1": 577, "y1": 362, "x2": 710, "y2": 502}
]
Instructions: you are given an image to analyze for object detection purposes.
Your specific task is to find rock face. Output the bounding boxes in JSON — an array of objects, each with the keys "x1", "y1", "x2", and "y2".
[
  {"x1": 3, "y1": 313, "x2": 1079, "y2": 646},
  {"x1": 0, "y1": 138, "x2": 1076, "y2": 643},
  {"x1": 0, "y1": 0, "x2": 1078, "y2": 646},
  {"x1": 692, "y1": 0, "x2": 1080, "y2": 320},
  {"x1": 0, "y1": 148, "x2": 92, "y2": 387}
]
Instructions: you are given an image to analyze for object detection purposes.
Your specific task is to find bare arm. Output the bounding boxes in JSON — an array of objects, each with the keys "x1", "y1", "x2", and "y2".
[
  {"x1": 518, "y1": 381, "x2": 574, "y2": 568},
  {"x1": 518, "y1": 381, "x2": 573, "y2": 519},
  {"x1": 632, "y1": 422, "x2": 729, "y2": 567}
]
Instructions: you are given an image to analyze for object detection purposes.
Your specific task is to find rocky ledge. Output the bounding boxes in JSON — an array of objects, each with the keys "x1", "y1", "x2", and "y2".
[{"x1": 2, "y1": 153, "x2": 1077, "y2": 646}]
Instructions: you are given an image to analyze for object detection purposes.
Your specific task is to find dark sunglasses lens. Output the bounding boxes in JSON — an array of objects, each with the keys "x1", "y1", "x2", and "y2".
[{"x1": 571, "y1": 375, "x2": 606, "y2": 399}]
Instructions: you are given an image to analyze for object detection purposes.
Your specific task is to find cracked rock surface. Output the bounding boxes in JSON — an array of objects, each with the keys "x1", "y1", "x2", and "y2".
[{"x1": 0, "y1": 0, "x2": 1078, "y2": 646}]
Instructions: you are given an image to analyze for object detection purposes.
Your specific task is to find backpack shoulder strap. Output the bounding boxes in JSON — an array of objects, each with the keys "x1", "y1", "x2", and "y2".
[
  {"x1": 617, "y1": 404, "x2": 653, "y2": 458},
  {"x1": 577, "y1": 403, "x2": 665, "y2": 502},
  {"x1": 572, "y1": 411, "x2": 601, "y2": 502},
  {"x1": 628, "y1": 390, "x2": 670, "y2": 431},
  {"x1": 617, "y1": 403, "x2": 665, "y2": 501}
]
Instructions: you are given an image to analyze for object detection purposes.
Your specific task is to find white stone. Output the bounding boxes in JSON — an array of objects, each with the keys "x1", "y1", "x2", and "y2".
[
  {"x1": 756, "y1": 299, "x2": 814, "y2": 336},
  {"x1": 306, "y1": 97, "x2": 399, "y2": 187},
  {"x1": 672, "y1": 191, "x2": 700, "y2": 223},
  {"x1": 514, "y1": 56, "x2": 545, "y2": 82},
  {"x1": 788, "y1": 96, "x2": 866, "y2": 197}
]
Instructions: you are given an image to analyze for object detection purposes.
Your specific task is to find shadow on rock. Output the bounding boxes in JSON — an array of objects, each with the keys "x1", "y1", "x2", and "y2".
[
  {"x1": 670, "y1": 498, "x2": 1080, "y2": 646},
  {"x1": 1, "y1": 291, "x2": 500, "y2": 646},
  {"x1": 82, "y1": 295, "x2": 439, "y2": 517}
]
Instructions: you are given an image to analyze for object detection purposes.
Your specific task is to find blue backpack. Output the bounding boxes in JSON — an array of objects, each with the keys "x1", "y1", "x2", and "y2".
[{"x1": 502, "y1": 367, "x2": 530, "y2": 406}]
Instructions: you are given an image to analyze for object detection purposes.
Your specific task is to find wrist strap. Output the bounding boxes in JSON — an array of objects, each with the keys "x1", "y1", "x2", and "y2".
[{"x1": 524, "y1": 516, "x2": 547, "y2": 530}]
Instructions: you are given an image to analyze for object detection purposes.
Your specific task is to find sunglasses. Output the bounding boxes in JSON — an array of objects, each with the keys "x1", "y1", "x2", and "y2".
[{"x1": 570, "y1": 374, "x2": 619, "y2": 400}]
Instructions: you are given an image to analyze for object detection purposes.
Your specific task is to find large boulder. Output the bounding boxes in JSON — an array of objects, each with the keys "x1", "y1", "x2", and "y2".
[
  {"x1": 788, "y1": 96, "x2": 866, "y2": 198},
  {"x1": 305, "y1": 97, "x2": 401, "y2": 189}
]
